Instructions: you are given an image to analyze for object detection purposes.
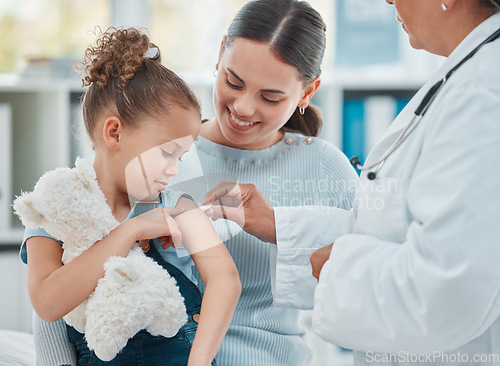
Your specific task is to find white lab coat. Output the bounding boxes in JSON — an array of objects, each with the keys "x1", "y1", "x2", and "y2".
[{"x1": 275, "y1": 13, "x2": 500, "y2": 365}]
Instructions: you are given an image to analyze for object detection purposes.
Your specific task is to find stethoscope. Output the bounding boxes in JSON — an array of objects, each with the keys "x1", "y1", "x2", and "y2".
[{"x1": 351, "y1": 27, "x2": 500, "y2": 181}]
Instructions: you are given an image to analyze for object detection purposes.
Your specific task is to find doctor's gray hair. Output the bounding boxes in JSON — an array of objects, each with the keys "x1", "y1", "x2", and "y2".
[{"x1": 223, "y1": 0, "x2": 326, "y2": 137}]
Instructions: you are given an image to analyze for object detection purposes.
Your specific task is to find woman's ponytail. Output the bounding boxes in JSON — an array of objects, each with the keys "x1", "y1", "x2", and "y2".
[{"x1": 283, "y1": 104, "x2": 322, "y2": 137}]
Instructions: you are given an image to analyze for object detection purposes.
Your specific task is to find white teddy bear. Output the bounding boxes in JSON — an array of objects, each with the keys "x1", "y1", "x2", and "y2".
[{"x1": 13, "y1": 158, "x2": 188, "y2": 361}]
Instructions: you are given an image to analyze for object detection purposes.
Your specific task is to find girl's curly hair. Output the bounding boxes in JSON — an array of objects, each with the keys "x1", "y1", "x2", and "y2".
[
  {"x1": 81, "y1": 27, "x2": 153, "y2": 89},
  {"x1": 79, "y1": 27, "x2": 200, "y2": 146}
]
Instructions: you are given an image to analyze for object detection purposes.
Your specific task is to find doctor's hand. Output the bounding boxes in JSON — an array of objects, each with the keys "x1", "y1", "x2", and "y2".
[
  {"x1": 202, "y1": 181, "x2": 277, "y2": 244},
  {"x1": 310, "y1": 243, "x2": 334, "y2": 280}
]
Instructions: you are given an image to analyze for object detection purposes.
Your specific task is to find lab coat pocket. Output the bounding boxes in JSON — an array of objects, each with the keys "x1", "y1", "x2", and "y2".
[{"x1": 353, "y1": 177, "x2": 408, "y2": 243}]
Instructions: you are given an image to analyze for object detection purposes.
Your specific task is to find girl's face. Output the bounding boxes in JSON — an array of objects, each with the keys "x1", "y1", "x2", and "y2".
[
  {"x1": 212, "y1": 38, "x2": 314, "y2": 150},
  {"x1": 122, "y1": 106, "x2": 201, "y2": 201}
]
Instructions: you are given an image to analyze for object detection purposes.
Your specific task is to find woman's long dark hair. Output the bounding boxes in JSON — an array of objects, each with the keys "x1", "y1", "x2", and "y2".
[{"x1": 225, "y1": 0, "x2": 326, "y2": 136}]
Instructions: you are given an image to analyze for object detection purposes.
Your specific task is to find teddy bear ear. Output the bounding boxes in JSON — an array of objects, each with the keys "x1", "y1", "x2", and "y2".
[
  {"x1": 13, "y1": 192, "x2": 45, "y2": 229},
  {"x1": 74, "y1": 158, "x2": 96, "y2": 186}
]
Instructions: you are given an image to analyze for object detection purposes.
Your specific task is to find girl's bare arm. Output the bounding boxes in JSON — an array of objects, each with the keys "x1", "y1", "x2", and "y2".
[{"x1": 174, "y1": 197, "x2": 241, "y2": 366}]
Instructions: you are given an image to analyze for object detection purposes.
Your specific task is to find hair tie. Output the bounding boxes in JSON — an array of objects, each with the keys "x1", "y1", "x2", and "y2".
[{"x1": 144, "y1": 47, "x2": 159, "y2": 60}]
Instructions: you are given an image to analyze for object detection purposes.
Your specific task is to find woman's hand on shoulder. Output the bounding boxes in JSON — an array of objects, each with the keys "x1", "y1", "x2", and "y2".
[{"x1": 203, "y1": 181, "x2": 277, "y2": 244}]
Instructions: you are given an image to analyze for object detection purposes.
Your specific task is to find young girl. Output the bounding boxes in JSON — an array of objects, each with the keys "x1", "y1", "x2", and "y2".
[{"x1": 20, "y1": 27, "x2": 240, "y2": 366}]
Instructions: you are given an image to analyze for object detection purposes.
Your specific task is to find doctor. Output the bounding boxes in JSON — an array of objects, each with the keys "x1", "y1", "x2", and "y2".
[
  {"x1": 311, "y1": 0, "x2": 500, "y2": 361},
  {"x1": 205, "y1": 0, "x2": 500, "y2": 364}
]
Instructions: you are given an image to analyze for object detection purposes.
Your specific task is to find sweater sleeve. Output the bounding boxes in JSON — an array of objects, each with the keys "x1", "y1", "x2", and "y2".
[
  {"x1": 33, "y1": 312, "x2": 76, "y2": 366},
  {"x1": 271, "y1": 141, "x2": 359, "y2": 309}
]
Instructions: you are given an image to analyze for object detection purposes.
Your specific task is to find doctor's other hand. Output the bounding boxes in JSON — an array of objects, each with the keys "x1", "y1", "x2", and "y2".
[
  {"x1": 203, "y1": 181, "x2": 277, "y2": 244},
  {"x1": 310, "y1": 243, "x2": 334, "y2": 280}
]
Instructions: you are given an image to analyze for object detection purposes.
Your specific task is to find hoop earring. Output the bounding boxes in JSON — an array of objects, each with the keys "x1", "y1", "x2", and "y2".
[
  {"x1": 441, "y1": 3, "x2": 448, "y2": 11},
  {"x1": 299, "y1": 107, "x2": 306, "y2": 115}
]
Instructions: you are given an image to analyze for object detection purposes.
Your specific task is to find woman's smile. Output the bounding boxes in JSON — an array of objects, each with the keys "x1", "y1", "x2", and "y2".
[
  {"x1": 209, "y1": 37, "x2": 307, "y2": 150},
  {"x1": 227, "y1": 108, "x2": 260, "y2": 131}
]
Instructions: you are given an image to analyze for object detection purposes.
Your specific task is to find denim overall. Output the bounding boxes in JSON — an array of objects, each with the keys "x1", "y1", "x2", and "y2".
[{"x1": 66, "y1": 201, "x2": 215, "y2": 365}]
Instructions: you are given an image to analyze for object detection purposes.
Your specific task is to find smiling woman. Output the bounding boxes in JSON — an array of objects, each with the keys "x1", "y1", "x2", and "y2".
[
  {"x1": 166, "y1": 1, "x2": 360, "y2": 365},
  {"x1": 209, "y1": 38, "x2": 319, "y2": 150},
  {"x1": 203, "y1": 0, "x2": 327, "y2": 152}
]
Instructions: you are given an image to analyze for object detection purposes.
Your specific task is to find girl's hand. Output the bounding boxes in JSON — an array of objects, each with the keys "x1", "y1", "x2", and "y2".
[
  {"x1": 202, "y1": 181, "x2": 276, "y2": 244},
  {"x1": 131, "y1": 207, "x2": 184, "y2": 249}
]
